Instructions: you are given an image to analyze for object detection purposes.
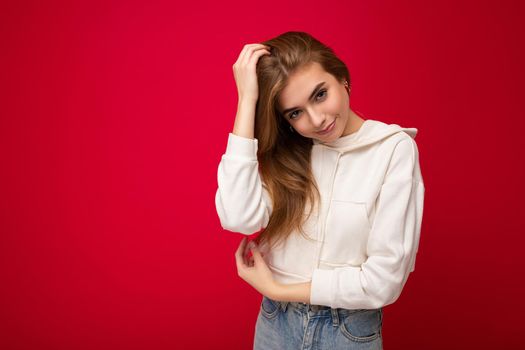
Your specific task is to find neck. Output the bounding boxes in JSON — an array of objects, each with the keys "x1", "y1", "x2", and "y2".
[{"x1": 341, "y1": 109, "x2": 365, "y2": 137}]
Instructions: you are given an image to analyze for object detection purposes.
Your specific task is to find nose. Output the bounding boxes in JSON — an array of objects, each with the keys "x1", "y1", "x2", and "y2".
[{"x1": 307, "y1": 107, "x2": 327, "y2": 130}]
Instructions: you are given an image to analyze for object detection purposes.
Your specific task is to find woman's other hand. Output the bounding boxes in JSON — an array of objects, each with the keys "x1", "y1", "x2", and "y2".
[{"x1": 235, "y1": 237, "x2": 278, "y2": 299}]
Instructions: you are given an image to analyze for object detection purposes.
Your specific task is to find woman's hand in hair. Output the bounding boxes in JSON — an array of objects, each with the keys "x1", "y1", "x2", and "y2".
[
  {"x1": 235, "y1": 237, "x2": 278, "y2": 299},
  {"x1": 232, "y1": 43, "x2": 271, "y2": 103}
]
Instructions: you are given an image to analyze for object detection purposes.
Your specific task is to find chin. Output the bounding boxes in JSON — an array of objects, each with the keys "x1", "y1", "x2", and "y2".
[
  {"x1": 324, "y1": 128, "x2": 343, "y2": 141},
  {"x1": 332, "y1": 128, "x2": 343, "y2": 139},
  {"x1": 325, "y1": 134, "x2": 339, "y2": 142},
  {"x1": 315, "y1": 134, "x2": 335, "y2": 143}
]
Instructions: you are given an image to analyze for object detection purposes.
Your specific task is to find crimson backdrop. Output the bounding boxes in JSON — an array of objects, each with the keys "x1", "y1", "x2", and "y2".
[{"x1": 1, "y1": 0, "x2": 524, "y2": 349}]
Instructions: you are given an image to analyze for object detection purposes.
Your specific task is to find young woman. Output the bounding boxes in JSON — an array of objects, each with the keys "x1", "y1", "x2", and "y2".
[{"x1": 215, "y1": 31, "x2": 425, "y2": 350}]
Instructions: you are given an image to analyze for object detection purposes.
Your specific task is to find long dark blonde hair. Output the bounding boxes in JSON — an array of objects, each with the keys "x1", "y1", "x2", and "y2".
[{"x1": 253, "y1": 31, "x2": 352, "y2": 251}]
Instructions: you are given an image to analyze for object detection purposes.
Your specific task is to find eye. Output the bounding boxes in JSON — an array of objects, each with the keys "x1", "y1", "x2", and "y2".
[
  {"x1": 289, "y1": 110, "x2": 300, "y2": 119},
  {"x1": 316, "y1": 89, "x2": 327, "y2": 100}
]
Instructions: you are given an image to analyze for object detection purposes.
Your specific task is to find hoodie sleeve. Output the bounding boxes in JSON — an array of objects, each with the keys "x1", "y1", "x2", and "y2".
[
  {"x1": 310, "y1": 137, "x2": 425, "y2": 309},
  {"x1": 215, "y1": 132, "x2": 272, "y2": 235}
]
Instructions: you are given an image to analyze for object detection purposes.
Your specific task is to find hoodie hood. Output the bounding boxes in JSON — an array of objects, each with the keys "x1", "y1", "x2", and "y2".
[{"x1": 313, "y1": 119, "x2": 418, "y2": 154}]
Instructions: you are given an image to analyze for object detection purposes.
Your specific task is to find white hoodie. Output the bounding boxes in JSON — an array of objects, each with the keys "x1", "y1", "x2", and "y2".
[{"x1": 215, "y1": 119, "x2": 425, "y2": 310}]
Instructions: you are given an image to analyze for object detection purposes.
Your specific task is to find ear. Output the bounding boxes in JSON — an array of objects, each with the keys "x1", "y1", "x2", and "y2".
[{"x1": 342, "y1": 80, "x2": 350, "y2": 93}]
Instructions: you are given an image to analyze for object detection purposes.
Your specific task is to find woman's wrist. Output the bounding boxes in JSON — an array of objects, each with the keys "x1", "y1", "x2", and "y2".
[{"x1": 271, "y1": 281, "x2": 312, "y2": 304}]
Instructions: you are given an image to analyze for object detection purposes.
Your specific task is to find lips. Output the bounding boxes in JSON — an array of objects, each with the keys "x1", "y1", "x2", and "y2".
[{"x1": 317, "y1": 120, "x2": 335, "y2": 134}]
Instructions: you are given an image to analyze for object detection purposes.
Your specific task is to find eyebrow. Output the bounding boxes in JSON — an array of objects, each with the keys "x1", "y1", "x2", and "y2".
[{"x1": 281, "y1": 81, "x2": 326, "y2": 116}]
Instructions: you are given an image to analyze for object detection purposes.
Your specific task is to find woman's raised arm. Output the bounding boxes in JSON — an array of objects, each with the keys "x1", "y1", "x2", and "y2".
[{"x1": 215, "y1": 44, "x2": 272, "y2": 234}]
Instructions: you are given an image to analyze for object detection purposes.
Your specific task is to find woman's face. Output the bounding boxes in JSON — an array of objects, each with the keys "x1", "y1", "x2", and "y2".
[{"x1": 278, "y1": 62, "x2": 350, "y2": 143}]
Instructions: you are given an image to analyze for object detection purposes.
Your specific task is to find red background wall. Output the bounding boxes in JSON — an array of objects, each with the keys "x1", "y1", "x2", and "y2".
[{"x1": 1, "y1": 0, "x2": 524, "y2": 349}]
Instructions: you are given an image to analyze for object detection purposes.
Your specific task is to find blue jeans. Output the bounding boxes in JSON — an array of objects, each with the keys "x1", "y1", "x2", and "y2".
[{"x1": 254, "y1": 295, "x2": 383, "y2": 350}]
